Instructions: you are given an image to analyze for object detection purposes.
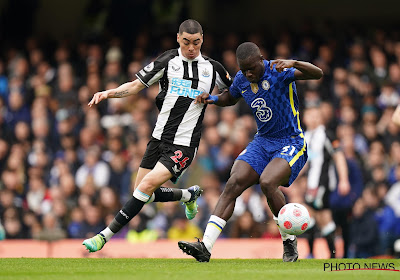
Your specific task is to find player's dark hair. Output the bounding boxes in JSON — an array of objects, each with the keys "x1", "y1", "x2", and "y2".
[
  {"x1": 236, "y1": 42, "x2": 261, "y2": 61},
  {"x1": 179, "y1": 19, "x2": 203, "y2": 35}
]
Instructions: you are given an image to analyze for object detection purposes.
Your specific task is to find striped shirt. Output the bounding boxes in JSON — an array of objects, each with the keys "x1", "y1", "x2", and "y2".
[
  {"x1": 305, "y1": 125, "x2": 340, "y2": 191},
  {"x1": 136, "y1": 48, "x2": 232, "y2": 147}
]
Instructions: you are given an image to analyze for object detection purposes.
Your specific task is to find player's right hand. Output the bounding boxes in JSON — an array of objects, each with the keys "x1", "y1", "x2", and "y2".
[
  {"x1": 194, "y1": 92, "x2": 214, "y2": 104},
  {"x1": 270, "y1": 59, "x2": 295, "y2": 73},
  {"x1": 88, "y1": 90, "x2": 111, "y2": 107}
]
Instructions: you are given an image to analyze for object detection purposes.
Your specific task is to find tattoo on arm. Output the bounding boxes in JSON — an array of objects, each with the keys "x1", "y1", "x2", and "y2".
[{"x1": 114, "y1": 90, "x2": 129, "y2": 97}]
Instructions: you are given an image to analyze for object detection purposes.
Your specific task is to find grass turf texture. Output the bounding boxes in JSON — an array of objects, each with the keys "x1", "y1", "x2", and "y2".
[{"x1": 1, "y1": 258, "x2": 399, "y2": 280}]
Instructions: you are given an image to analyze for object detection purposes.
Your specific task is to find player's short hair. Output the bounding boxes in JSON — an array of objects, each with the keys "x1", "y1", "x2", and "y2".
[
  {"x1": 236, "y1": 42, "x2": 261, "y2": 61},
  {"x1": 179, "y1": 19, "x2": 203, "y2": 35}
]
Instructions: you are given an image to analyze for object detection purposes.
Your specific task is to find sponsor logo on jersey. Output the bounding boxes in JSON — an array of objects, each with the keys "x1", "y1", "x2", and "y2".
[
  {"x1": 251, "y1": 98, "x2": 272, "y2": 122},
  {"x1": 144, "y1": 62, "x2": 154, "y2": 72},
  {"x1": 172, "y1": 65, "x2": 180, "y2": 71},
  {"x1": 202, "y1": 68, "x2": 210, "y2": 77},
  {"x1": 169, "y1": 78, "x2": 202, "y2": 99},
  {"x1": 262, "y1": 80, "x2": 270, "y2": 91},
  {"x1": 251, "y1": 83, "x2": 259, "y2": 94}
]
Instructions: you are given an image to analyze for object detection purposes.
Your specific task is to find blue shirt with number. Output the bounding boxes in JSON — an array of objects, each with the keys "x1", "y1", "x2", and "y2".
[{"x1": 230, "y1": 60, "x2": 303, "y2": 139}]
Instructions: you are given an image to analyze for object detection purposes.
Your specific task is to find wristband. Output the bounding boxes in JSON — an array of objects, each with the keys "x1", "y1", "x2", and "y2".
[{"x1": 207, "y1": 95, "x2": 219, "y2": 104}]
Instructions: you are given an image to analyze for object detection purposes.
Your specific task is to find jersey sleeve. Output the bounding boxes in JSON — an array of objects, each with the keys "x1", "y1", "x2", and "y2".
[
  {"x1": 281, "y1": 67, "x2": 296, "y2": 84},
  {"x1": 136, "y1": 49, "x2": 176, "y2": 87},
  {"x1": 326, "y1": 130, "x2": 341, "y2": 154},
  {"x1": 212, "y1": 61, "x2": 232, "y2": 90},
  {"x1": 229, "y1": 72, "x2": 242, "y2": 99}
]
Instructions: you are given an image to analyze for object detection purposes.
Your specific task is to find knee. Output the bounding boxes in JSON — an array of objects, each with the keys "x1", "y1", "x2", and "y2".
[
  {"x1": 136, "y1": 178, "x2": 158, "y2": 194},
  {"x1": 260, "y1": 179, "x2": 279, "y2": 196},
  {"x1": 222, "y1": 176, "x2": 246, "y2": 199}
]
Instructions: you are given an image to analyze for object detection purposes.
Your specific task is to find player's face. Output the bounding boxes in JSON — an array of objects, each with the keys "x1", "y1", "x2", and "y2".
[
  {"x1": 303, "y1": 107, "x2": 322, "y2": 129},
  {"x1": 177, "y1": 32, "x2": 203, "y2": 60},
  {"x1": 238, "y1": 56, "x2": 264, "y2": 83}
]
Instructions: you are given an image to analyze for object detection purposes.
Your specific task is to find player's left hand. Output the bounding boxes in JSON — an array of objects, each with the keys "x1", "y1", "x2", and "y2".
[
  {"x1": 195, "y1": 92, "x2": 214, "y2": 104},
  {"x1": 338, "y1": 179, "x2": 351, "y2": 196},
  {"x1": 270, "y1": 59, "x2": 296, "y2": 73}
]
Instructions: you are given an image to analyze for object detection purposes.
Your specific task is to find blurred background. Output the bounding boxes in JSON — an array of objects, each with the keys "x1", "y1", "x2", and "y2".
[{"x1": 1, "y1": 0, "x2": 400, "y2": 258}]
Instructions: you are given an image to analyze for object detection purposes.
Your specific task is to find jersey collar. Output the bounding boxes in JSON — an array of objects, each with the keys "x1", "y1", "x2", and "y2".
[{"x1": 178, "y1": 48, "x2": 203, "y2": 62}]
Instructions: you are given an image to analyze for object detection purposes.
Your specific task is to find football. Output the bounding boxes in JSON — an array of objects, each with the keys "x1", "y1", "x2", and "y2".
[{"x1": 278, "y1": 203, "x2": 310, "y2": 235}]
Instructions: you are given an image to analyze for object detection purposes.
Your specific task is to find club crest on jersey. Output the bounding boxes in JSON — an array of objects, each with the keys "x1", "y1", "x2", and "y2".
[
  {"x1": 262, "y1": 80, "x2": 270, "y2": 91},
  {"x1": 169, "y1": 78, "x2": 202, "y2": 99},
  {"x1": 251, "y1": 83, "x2": 259, "y2": 94},
  {"x1": 144, "y1": 62, "x2": 154, "y2": 72},
  {"x1": 202, "y1": 68, "x2": 210, "y2": 77}
]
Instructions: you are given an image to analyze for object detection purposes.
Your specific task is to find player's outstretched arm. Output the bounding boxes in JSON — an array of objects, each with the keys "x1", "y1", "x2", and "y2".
[
  {"x1": 88, "y1": 79, "x2": 146, "y2": 107},
  {"x1": 194, "y1": 90, "x2": 240, "y2": 107},
  {"x1": 270, "y1": 59, "x2": 323, "y2": 80}
]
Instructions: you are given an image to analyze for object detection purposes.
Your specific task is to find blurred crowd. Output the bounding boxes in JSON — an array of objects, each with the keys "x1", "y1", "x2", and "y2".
[{"x1": 0, "y1": 19, "x2": 400, "y2": 258}]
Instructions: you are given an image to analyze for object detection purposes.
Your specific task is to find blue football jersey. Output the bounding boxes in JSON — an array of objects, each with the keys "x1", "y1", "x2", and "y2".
[{"x1": 230, "y1": 60, "x2": 304, "y2": 138}]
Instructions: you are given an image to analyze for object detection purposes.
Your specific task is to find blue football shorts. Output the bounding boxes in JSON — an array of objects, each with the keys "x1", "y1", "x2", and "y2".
[{"x1": 236, "y1": 134, "x2": 308, "y2": 187}]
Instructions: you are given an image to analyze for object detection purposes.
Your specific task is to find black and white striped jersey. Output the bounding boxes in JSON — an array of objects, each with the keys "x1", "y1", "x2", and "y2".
[
  {"x1": 136, "y1": 48, "x2": 232, "y2": 147},
  {"x1": 305, "y1": 125, "x2": 341, "y2": 191}
]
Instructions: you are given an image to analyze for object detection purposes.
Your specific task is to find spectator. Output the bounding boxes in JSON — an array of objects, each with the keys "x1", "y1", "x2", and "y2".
[
  {"x1": 75, "y1": 145, "x2": 110, "y2": 189},
  {"x1": 67, "y1": 207, "x2": 85, "y2": 238},
  {"x1": 33, "y1": 213, "x2": 67, "y2": 241},
  {"x1": 230, "y1": 210, "x2": 263, "y2": 238},
  {"x1": 167, "y1": 211, "x2": 202, "y2": 241},
  {"x1": 126, "y1": 213, "x2": 158, "y2": 243},
  {"x1": 81, "y1": 205, "x2": 105, "y2": 238},
  {"x1": 349, "y1": 197, "x2": 379, "y2": 258}
]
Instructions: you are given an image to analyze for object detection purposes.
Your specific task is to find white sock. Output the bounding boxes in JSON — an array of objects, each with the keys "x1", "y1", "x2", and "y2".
[
  {"x1": 146, "y1": 193, "x2": 155, "y2": 204},
  {"x1": 100, "y1": 227, "x2": 114, "y2": 242},
  {"x1": 273, "y1": 216, "x2": 295, "y2": 241},
  {"x1": 321, "y1": 221, "x2": 336, "y2": 236},
  {"x1": 180, "y1": 189, "x2": 191, "y2": 202},
  {"x1": 202, "y1": 215, "x2": 227, "y2": 253}
]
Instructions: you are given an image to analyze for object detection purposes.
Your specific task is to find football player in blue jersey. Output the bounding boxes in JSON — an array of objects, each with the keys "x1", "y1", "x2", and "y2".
[{"x1": 178, "y1": 42, "x2": 323, "y2": 262}]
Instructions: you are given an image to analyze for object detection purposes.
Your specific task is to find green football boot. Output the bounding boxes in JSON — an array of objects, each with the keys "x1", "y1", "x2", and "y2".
[
  {"x1": 184, "y1": 185, "x2": 203, "y2": 220},
  {"x1": 82, "y1": 233, "x2": 106, "y2": 253}
]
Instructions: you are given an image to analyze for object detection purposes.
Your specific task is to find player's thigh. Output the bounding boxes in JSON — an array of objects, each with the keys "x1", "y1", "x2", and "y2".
[
  {"x1": 224, "y1": 160, "x2": 259, "y2": 197},
  {"x1": 137, "y1": 162, "x2": 173, "y2": 194},
  {"x1": 260, "y1": 157, "x2": 292, "y2": 187},
  {"x1": 265, "y1": 137, "x2": 307, "y2": 187},
  {"x1": 158, "y1": 143, "x2": 197, "y2": 184}
]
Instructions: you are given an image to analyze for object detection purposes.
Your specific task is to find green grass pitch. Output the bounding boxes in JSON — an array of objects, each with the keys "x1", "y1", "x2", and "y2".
[{"x1": 0, "y1": 258, "x2": 399, "y2": 280}]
